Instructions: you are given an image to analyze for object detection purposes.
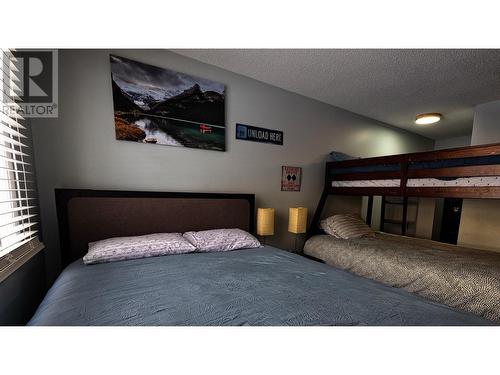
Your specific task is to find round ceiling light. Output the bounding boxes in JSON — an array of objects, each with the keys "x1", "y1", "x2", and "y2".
[{"x1": 415, "y1": 113, "x2": 442, "y2": 125}]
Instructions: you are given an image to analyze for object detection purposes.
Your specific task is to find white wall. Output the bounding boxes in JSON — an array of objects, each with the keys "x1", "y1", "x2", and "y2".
[
  {"x1": 30, "y1": 49, "x2": 433, "y2": 282},
  {"x1": 415, "y1": 198, "x2": 436, "y2": 239},
  {"x1": 458, "y1": 99, "x2": 500, "y2": 252}
]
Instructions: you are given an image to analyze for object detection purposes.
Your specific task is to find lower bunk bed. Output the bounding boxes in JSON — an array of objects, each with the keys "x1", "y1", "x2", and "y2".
[
  {"x1": 304, "y1": 232, "x2": 500, "y2": 322},
  {"x1": 307, "y1": 144, "x2": 500, "y2": 323}
]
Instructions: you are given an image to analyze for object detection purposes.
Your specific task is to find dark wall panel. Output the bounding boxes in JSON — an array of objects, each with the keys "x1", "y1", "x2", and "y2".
[{"x1": 0, "y1": 252, "x2": 47, "y2": 325}]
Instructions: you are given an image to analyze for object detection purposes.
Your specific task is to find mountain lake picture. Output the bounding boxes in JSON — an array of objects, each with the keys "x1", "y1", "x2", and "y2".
[{"x1": 110, "y1": 55, "x2": 226, "y2": 151}]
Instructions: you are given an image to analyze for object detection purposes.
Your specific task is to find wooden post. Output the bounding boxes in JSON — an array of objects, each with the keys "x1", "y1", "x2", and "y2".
[
  {"x1": 380, "y1": 195, "x2": 386, "y2": 232},
  {"x1": 366, "y1": 196, "x2": 373, "y2": 227},
  {"x1": 400, "y1": 155, "x2": 409, "y2": 236},
  {"x1": 401, "y1": 196, "x2": 408, "y2": 236},
  {"x1": 308, "y1": 188, "x2": 329, "y2": 238}
]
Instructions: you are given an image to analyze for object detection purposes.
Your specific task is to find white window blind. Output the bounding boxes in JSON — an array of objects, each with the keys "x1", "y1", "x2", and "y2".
[{"x1": 0, "y1": 49, "x2": 39, "y2": 258}]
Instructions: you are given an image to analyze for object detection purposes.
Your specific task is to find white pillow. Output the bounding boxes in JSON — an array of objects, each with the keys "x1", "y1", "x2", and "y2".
[
  {"x1": 183, "y1": 228, "x2": 261, "y2": 252},
  {"x1": 83, "y1": 233, "x2": 196, "y2": 265}
]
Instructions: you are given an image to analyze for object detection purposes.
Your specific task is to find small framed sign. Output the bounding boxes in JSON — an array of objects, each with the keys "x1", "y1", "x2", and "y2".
[
  {"x1": 236, "y1": 123, "x2": 283, "y2": 145},
  {"x1": 281, "y1": 166, "x2": 302, "y2": 192}
]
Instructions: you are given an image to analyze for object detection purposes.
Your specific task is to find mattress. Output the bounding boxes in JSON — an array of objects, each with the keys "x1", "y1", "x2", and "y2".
[
  {"x1": 28, "y1": 246, "x2": 490, "y2": 326},
  {"x1": 304, "y1": 234, "x2": 500, "y2": 322},
  {"x1": 330, "y1": 154, "x2": 500, "y2": 188},
  {"x1": 332, "y1": 176, "x2": 500, "y2": 188}
]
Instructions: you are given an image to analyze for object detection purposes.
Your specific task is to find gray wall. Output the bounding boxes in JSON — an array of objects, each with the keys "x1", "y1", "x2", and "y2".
[
  {"x1": 471, "y1": 99, "x2": 500, "y2": 145},
  {"x1": 30, "y1": 49, "x2": 433, "y2": 282},
  {"x1": 434, "y1": 134, "x2": 471, "y2": 150}
]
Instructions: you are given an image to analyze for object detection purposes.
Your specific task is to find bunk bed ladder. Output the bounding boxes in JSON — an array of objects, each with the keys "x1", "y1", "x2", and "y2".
[{"x1": 380, "y1": 196, "x2": 409, "y2": 236}]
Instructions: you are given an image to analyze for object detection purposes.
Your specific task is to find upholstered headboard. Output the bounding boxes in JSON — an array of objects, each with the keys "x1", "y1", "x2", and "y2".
[{"x1": 55, "y1": 189, "x2": 255, "y2": 267}]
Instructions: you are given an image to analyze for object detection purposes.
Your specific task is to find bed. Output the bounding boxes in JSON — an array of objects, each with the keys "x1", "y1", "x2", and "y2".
[
  {"x1": 301, "y1": 143, "x2": 500, "y2": 323},
  {"x1": 28, "y1": 189, "x2": 492, "y2": 326},
  {"x1": 304, "y1": 233, "x2": 500, "y2": 322}
]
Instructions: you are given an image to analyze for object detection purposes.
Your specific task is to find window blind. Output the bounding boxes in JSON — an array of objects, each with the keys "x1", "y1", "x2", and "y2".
[{"x1": 0, "y1": 49, "x2": 40, "y2": 258}]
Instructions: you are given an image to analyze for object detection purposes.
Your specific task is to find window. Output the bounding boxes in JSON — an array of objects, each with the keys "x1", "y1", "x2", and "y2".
[{"x1": 0, "y1": 49, "x2": 40, "y2": 261}]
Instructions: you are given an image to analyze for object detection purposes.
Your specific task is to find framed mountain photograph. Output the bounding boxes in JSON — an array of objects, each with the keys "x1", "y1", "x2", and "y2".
[{"x1": 110, "y1": 55, "x2": 226, "y2": 151}]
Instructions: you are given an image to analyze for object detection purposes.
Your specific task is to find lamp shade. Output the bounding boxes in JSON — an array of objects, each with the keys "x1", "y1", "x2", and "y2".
[
  {"x1": 257, "y1": 208, "x2": 275, "y2": 236},
  {"x1": 288, "y1": 207, "x2": 308, "y2": 234}
]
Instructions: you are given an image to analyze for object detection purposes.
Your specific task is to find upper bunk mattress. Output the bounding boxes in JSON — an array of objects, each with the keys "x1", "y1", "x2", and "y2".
[
  {"x1": 304, "y1": 234, "x2": 500, "y2": 322},
  {"x1": 28, "y1": 246, "x2": 490, "y2": 326},
  {"x1": 332, "y1": 176, "x2": 500, "y2": 188},
  {"x1": 329, "y1": 154, "x2": 500, "y2": 175},
  {"x1": 330, "y1": 153, "x2": 500, "y2": 188}
]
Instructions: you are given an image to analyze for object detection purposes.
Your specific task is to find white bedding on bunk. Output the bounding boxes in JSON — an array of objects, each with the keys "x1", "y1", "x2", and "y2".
[
  {"x1": 332, "y1": 179, "x2": 400, "y2": 187},
  {"x1": 332, "y1": 176, "x2": 500, "y2": 188},
  {"x1": 406, "y1": 176, "x2": 500, "y2": 187}
]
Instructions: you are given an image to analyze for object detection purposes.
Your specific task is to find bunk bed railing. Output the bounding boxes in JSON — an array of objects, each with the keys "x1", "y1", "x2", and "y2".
[{"x1": 328, "y1": 154, "x2": 408, "y2": 197}]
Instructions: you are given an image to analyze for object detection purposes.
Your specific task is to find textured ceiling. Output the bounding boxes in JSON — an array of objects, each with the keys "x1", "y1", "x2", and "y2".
[{"x1": 173, "y1": 49, "x2": 500, "y2": 140}]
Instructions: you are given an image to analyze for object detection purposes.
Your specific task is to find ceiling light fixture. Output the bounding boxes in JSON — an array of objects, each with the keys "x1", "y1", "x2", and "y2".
[{"x1": 415, "y1": 113, "x2": 442, "y2": 125}]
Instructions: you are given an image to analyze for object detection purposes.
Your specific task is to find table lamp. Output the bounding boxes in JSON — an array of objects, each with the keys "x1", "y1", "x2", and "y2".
[
  {"x1": 288, "y1": 207, "x2": 308, "y2": 252},
  {"x1": 257, "y1": 208, "x2": 275, "y2": 244}
]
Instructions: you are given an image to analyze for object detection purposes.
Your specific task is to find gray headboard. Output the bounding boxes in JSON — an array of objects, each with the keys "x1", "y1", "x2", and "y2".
[{"x1": 55, "y1": 189, "x2": 255, "y2": 267}]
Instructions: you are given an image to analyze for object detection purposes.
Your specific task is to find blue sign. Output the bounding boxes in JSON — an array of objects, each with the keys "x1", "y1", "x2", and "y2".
[{"x1": 236, "y1": 123, "x2": 283, "y2": 145}]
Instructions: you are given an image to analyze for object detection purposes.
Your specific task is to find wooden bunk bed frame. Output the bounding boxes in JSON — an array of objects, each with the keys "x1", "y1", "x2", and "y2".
[{"x1": 308, "y1": 142, "x2": 500, "y2": 237}]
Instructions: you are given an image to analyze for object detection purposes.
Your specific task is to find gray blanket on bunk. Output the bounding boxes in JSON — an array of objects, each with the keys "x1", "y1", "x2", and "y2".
[
  {"x1": 304, "y1": 234, "x2": 500, "y2": 322},
  {"x1": 29, "y1": 247, "x2": 490, "y2": 326}
]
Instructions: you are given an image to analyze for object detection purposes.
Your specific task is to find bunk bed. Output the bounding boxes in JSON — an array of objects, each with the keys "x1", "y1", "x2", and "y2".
[
  {"x1": 305, "y1": 142, "x2": 500, "y2": 323},
  {"x1": 309, "y1": 142, "x2": 500, "y2": 236}
]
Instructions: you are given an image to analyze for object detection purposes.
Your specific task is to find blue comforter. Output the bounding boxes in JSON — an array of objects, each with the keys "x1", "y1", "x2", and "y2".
[{"x1": 29, "y1": 247, "x2": 491, "y2": 325}]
